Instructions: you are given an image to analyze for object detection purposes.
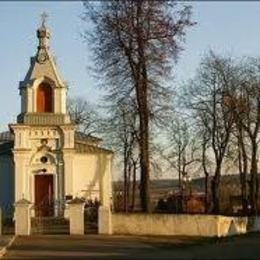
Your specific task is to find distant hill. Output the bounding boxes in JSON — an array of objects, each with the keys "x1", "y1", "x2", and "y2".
[
  {"x1": 113, "y1": 174, "x2": 260, "y2": 212},
  {"x1": 113, "y1": 174, "x2": 260, "y2": 193}
]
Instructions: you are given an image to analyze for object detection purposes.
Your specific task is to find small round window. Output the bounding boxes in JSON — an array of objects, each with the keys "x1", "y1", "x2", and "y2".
[{"x1": 40, "y1": 156, "x2": 48, "y2": 164}]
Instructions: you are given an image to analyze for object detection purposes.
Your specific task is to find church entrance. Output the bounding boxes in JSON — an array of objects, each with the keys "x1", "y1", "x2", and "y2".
[
  {"x1": 34, "y1": 175, "x2": 54, "y2": 217},
  {"x1": 32, "y1": 174, "x2": 69, "y2": 234}
]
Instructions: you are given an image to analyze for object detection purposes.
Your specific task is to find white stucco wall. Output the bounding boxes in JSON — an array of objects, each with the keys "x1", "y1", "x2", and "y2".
[
  {"x1": 0, "y1": 155, "x2": 14, "y2": 217},
  {"x1": 72, "y1": 153, "x2": 112, "y2": 206},
  {"x1": 112, "y1": 214, "x2": 248, "y2": 237},
  {"x1": 73, "y1": 154, "x2": 98, "y2": 199}
]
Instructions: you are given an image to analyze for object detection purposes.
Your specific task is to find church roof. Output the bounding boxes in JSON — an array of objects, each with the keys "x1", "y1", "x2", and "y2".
[
  {"x1": 75, "y1": 142, "x2": 113, "y2": 154},
  {"x1": 75, "y1": 131, "x2": 102, "y2": 144},
  {"x1": 0, "y1": 131, "x2": 14, "y2": 155},
  {"x1": 0, "y1": 142, "x2": 13, "y2": 155},
  {"x1": 0, "y1": 131, "x2": 13, "y2": 144}
]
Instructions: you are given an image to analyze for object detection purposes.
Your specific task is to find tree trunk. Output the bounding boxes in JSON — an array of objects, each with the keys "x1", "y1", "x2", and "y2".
[
  {"x1": 237, "y1": 130, "x2": 248, "y2": 215},
  {"x1": 123, "y1": 151, "x2": 128, "y2": 212},
  {"x1": 178, "y1": 150, "x2": 182, "y2": 192},
  {"x1": 249, "y1": 140, "x2": 258, "y2": 214},
  {"x1": 136, "y1": 72, "x2": 151, "y2": 212},
  {"x1": 131, "y1": 160, "x2": 137, "y2": 211},
  {"x1": 211, "y1": 164, "x2": 221, "y2": 214},
  {"x1": 202, "y1": 137, "x2": 209, "y2": 213},
  {"x1": 205, "y1": 173, "x2": 209, "y2": 213},
  {"x1": 138, "y1": 108, "x2": 151, "y2": 212},
  {"x1": 136, "y1": 1, "x2": 151, "y2": 213},
  {"x1": 126, "y1": 161, "x2": 132, "y2": 212}
]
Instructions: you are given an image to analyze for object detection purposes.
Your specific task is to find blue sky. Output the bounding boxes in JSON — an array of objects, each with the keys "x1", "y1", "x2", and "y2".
[{"x1": 1, "y1": 1, "x2": 260, "y2": 131}]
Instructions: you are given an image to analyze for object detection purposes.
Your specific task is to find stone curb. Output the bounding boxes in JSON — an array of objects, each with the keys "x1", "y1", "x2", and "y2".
[{"x1": 0, "y1": 236, "x2": 16, "y2": 258}]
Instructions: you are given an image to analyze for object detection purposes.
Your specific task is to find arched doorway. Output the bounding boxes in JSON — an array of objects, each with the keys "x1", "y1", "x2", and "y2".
[{"x1": 37, "y1": 83, "x2": 53, "y2": 113}]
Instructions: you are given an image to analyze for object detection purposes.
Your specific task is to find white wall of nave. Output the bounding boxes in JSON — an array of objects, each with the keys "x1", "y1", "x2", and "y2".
[
  {"x1": 0, "y1": 155, "x2": 14, "y2": 215},
  {"x1": 72, "y1": 153, "x2": 112, "y2": 207},
  {"x1": 72, "y1": 154, "x2": 99, "y2": 200}
]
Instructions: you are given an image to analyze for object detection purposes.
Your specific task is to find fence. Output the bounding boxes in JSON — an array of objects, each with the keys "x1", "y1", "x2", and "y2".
[{"x1": 111, "y1": 213, "x2": 250, "y2": 237}]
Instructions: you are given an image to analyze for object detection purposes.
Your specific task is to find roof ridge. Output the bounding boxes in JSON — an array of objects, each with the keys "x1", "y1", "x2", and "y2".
[{"x1": 75, "y1": 131, "x2": 102, "y2": 141}]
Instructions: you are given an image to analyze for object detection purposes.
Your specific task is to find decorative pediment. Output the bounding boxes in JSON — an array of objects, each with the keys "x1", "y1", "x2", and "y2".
[
  {"x1": 37, "y1": 144, "x2": 52, "y2": 153},
  {"x1": 30, "y1": 150, "x2": 57, "y2": 166}
]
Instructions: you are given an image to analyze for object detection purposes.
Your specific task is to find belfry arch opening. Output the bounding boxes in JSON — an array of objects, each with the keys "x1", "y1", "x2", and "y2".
[{"x1": 37, "y1": 82, "x2": 53, "y2": 113}]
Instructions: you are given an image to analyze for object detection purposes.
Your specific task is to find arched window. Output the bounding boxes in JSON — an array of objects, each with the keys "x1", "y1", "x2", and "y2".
[{"x1": 37, "y1": 83, "x2": 53, "y2": 113}]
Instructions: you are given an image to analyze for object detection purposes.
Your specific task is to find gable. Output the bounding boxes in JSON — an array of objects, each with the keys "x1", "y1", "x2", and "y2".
[{"x1": 20, "y1": 56, "x2": 65, "y2": 89}]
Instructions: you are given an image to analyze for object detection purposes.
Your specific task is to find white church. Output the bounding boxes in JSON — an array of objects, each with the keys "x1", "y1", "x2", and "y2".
[{"x1": 0, "y1": 18, "x2": 113, "y2": 218}]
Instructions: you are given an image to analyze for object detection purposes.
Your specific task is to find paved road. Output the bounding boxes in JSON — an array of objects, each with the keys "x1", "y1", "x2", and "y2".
[{"x1": 3, "y1": 233, "x2": 260, "y2": 259}]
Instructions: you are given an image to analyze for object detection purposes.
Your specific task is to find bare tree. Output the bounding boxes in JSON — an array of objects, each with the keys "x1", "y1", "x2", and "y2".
[
  {"x1": 227, "y1": 58, "x2": 260, "y2": 214},
  {"x1": 83, "y1": 0, "x2": 194, "y2": 212},
  {"x1": 159, "y1": 114, "x2": 200, "y2": 194},
  {"x1": 185, "y1": 52, "x2": 236, "y2": 213},
  {"x1": 67, "y1": 97, "x2": 99, "y2": 135},
  {"x1": 100, "y1": 98, "x2": 139, "y2": 212},
  {"x1": 118, "y1": 103, "x2": 138, "y2": 212},
  {"x1": 224, "y1": 93, "x2": 249, "y2": 214}
]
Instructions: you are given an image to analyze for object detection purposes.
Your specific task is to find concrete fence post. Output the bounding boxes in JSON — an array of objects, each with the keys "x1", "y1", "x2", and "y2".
[
  {"x1": 68, "y1": 198, "x2": 85, "y2": 235},
  {"x1": 98, "y1": 206, "x2": 112, "y2": 235},
  {"x1": 14, "y1": 199, "x2": 32, "y2": 235}
]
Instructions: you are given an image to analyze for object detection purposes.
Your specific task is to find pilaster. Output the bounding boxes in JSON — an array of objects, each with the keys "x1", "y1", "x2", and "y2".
[
  {"x1": 13, "y1": 150, "x2": 31, "y2": 202},
  {"x1": 99, "y1": 154, "x2": 113, "y2": 208},
  {"x1": 63, "y1": 149, "x2": 75, "y2": 197}
]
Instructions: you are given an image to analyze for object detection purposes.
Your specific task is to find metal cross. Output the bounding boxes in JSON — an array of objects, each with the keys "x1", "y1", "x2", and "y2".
[{"x1": 41, "y1": 12, "x2": 48, "y2": 27}]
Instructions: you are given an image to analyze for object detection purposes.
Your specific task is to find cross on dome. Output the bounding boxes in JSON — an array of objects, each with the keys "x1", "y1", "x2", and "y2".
[
  {"x1": 36, "y1": 12, "x2": 51, "y2": 61},
  {"x1": 41, "y1": 12, "x2": 48, "y2": 27}
]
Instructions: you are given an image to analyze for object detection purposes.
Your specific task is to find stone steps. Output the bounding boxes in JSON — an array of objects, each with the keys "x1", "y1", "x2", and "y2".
[
  {"x1": 31, "y1": 217, "x2": 98, "y2": 234},
  {"x1": 31, "y1": 217, "x2": 70, "y2": 235},
  {"x1": 84, "y1": 222, "x2": 98, "y2": 234}
]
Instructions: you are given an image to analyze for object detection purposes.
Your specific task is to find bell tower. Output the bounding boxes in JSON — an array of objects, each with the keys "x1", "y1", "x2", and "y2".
[
  {"x1": 18, "y1": 13, "x2": 70, "y2": 125},
  {"x1": 9, "y1": 14, "x2": 75, "y2": 216}
]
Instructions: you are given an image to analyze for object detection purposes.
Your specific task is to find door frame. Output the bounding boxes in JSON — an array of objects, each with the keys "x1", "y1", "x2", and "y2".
[
  {"x1": 35, "y1": 174, "x2": 54, "y2": 217},
  {"x1": 31, "y1": 172, "x2": 58, "y2": 217}
]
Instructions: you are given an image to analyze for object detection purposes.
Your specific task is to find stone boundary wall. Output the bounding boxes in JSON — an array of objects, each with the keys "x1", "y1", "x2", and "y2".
[
  {"x1": 248, "y1": 216, "x2": 260, "y2": 232},
  {"x1": 112, "y1": 213, "x2": 248, "y2": 237}
]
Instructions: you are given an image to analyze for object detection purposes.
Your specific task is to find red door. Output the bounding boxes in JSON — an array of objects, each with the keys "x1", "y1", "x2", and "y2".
[{"x1": 35, "y1": 175, "x2": 54, "y2": 217}]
